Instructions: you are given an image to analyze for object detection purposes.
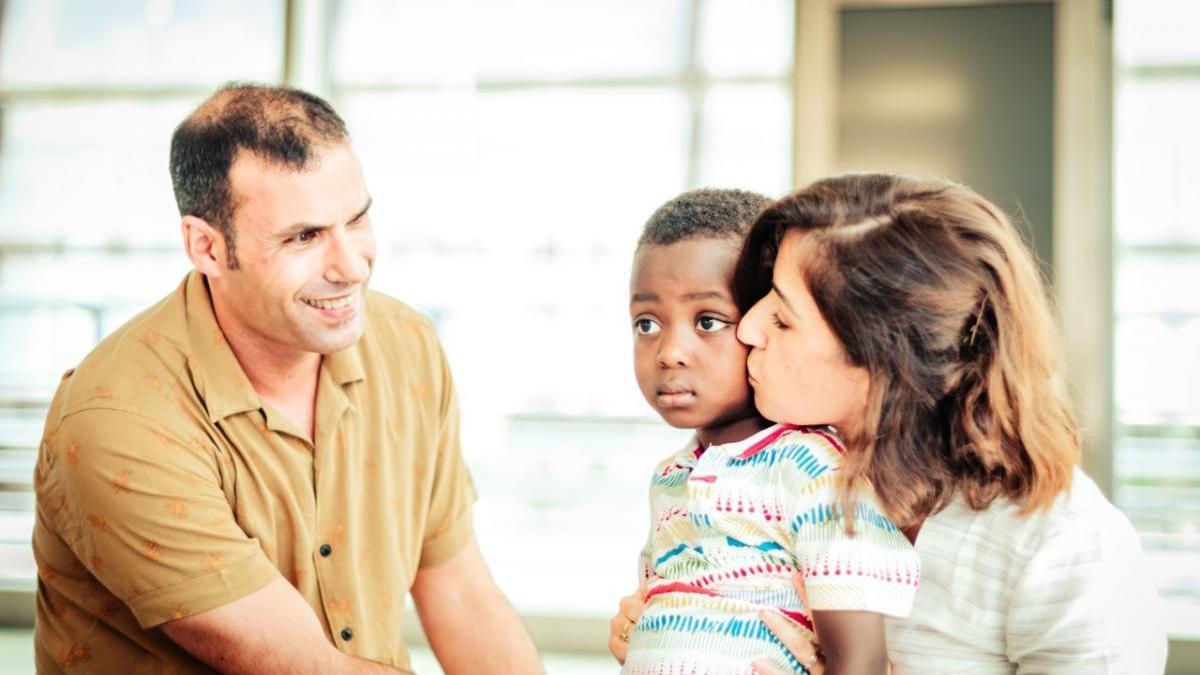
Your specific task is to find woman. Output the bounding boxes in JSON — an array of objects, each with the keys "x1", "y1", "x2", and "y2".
[{"x1": 609, "y1": 174, "x2": 1167, "y2": 673}]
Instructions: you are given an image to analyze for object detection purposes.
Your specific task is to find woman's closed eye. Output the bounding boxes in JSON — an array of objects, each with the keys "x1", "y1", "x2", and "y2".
[
  {"x1": 634, "y1": 317, "x2": 661, "y2": 336},
  {"x1": 770, "y1": 313, "x2": 790, "y2": 330},
  {"x1": 696, "y1": 316, "x2": 732, "y2": 333}
]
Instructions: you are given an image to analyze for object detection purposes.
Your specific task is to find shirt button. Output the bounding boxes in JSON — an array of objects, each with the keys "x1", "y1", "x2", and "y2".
[
  {"x1": 319, "y1": 544, "x2": 332, "y2": 557},
  {"x1": 341, "y1": 627, "x2": 353, "y2": 641}
]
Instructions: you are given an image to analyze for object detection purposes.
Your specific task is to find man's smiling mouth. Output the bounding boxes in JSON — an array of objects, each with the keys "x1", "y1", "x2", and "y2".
[{"x1": 301, "y1": 292, "x2": 356, "y2": 310}]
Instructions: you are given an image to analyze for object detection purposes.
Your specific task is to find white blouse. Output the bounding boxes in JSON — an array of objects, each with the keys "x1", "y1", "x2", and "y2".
[{"x1": 885, "y1": 468, "x2": 1168, "y2": 674}]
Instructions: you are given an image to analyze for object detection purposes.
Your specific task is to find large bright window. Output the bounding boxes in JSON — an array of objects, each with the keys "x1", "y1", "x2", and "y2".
[
  {"x1": 0, "y1": 0, "x2": 794, "y2": 625},
  {"x1": 330, "y1": 0, "x2": 794, "y2": 616},
  {"x1": 0, "y1": 0, "x2": 285, "y2": 588},
  {"x1": 1113, "y1": 0, "x2": 1200, "y2": 638}
]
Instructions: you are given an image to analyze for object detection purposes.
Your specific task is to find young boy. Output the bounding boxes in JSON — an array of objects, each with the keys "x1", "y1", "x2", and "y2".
[{"x1": 623, "y1": 188, "x2": 920, "y2": 674}]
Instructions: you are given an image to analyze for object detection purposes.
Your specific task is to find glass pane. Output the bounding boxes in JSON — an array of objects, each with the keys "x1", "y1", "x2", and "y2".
[
  {"x1": 474, "y1": 418, "x2": 689, "y2": 615},
  {"x1": 698, "y1": 83, "x2": 791, "y2": 195},
  {"x1": 476, "y1": 87, "x2": 690, "y2": 250},
  {"x1": 1115, "y1": 317, "x2": 1200, "y2": 426},
  {"x1": 0, "y1": 249, "x2": 190, "y2": 314},
  {"x1": 332, "y1": 0, "x2": 475, "y2": 86},
  {"x1": 1115, "y1": 253, "x2": 1200, "y2": 316},
  {"x1": 338, "y1": 89, "x2": 479, "y2": 250},
  {"x1": 0, "y1": 304, "x2": 98, "y2": 402},
  {"x1": 0, "y1": 0, "x2": 283, "y2": 86},
  {"x1": 1115, "y1": 0, "x2": 1200, "y2": 66},
  {"x1": 475, "y1": 0, "x2": 688, "y2": 81},
  {"x1": 1115, "y1": 79, "x2": 1200, "y2": 245},
  {"x1": 698, "y1": 0, "x2": 792, "y2": 78},
  {"x1": 0, "y1": 100, "x2": 196, "y2": 247}
]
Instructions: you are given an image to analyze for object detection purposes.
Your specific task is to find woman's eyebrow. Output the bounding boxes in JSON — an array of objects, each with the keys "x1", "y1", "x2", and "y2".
[{"x1": 772, "y1": 283, "x2": 800, "y2": 314}]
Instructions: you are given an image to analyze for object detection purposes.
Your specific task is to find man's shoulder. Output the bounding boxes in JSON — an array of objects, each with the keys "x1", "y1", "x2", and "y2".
[
  {"x1": 362, "y1": 290, "x2": 441, "y2": 350},
  {"x1": 48, "y1": 279, "x2": 196, "y2": 428}
]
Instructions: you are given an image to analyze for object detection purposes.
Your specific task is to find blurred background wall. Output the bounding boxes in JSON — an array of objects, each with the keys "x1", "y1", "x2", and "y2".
[{"x1": 0, "y1": 0, "x2": 1197, "y2": 672}]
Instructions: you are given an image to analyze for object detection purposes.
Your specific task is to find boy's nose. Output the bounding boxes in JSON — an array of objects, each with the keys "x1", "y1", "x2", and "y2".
[{"x1": 657, "y1": 330, "x2": 690, "y2": 368}]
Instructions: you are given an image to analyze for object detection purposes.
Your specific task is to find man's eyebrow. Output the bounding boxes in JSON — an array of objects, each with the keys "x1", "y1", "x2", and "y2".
[
  {"x1": 630, "y1": 293, "x2": 658, "y2": 303},
  {"x1": 274, "y1": 197, "x2": 373, "y2": 238},
  {"x1": 350, "y1": 197, "x2": 373, "y2": 222},
  {"x1": 276, "y1": 221, "x2": 327, "y2": 239}
]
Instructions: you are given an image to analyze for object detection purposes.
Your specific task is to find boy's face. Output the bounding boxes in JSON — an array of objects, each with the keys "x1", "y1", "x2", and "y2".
[{"x1": 630, "y1": 238, "x2": 760, "y2": 446}]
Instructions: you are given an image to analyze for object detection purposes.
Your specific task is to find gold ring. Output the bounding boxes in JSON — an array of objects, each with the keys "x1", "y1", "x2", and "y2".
[{"x1": 620, "y1": 621, "x2": 633, "y2": 642}]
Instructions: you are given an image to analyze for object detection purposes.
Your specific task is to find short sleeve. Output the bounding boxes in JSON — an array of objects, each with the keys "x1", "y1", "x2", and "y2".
[
  {"x1": 786, "y1": 474, "x2": 919, "y2": 618},
  {"x1": 417, "y1": 342, "x2": 477, "y2": 568},
  {"x1": 1006, "y1": 512, "x2": 1168, "y2": 674},
  {"x1": 41, "y1": 408, "x2": 278, "y2": 628}
]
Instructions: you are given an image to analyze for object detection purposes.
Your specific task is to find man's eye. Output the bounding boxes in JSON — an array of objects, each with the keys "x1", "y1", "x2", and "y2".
[
  {"x1": 697, "y1": 317, "x2": 730, "y2": 333},
  {"x1": 634, "y1": 318, "x2": 661, "y2": 335},
  {"x1": 293, "y1": 230, "x2": 318, "y2": 244}
]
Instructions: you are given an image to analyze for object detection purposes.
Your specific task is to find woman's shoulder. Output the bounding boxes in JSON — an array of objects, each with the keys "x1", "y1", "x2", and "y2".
[{"x1": 927, "y1": 467, "x2": 1140, "y2": 560}]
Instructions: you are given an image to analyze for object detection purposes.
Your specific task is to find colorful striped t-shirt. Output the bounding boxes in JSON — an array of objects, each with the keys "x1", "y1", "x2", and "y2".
[{"x1": 623, "y1": 424, "x2": 920, "y2": 675}]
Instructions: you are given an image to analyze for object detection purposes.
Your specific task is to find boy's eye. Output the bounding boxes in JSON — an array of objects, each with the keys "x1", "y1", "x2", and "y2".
[
  {"x1": 634, "y1": 318, "x2": 661, "y2": 335},
  {"x1": 696, "y1": 316, "x2": 731, "y2": 333}
]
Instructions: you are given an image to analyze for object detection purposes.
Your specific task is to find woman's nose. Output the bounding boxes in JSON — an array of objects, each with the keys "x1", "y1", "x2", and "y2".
[{"x1": 737, "y1": 300, "x2": 765, "y2": 347}]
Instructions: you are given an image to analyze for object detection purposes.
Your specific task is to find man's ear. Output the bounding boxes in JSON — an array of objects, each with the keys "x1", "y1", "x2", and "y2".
[{"x1": 182, "y1": 215, "x2": 231, "y2": 277}]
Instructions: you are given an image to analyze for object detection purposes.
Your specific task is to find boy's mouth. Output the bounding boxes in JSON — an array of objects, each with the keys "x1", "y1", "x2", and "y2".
[{"x1": 656, "y1": 383, "x2": 695, "y2": 407}]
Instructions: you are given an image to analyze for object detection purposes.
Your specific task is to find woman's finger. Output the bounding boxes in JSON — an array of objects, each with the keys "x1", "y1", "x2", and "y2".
[
  {"x1": 751, "y1": 657, "x2": 791, "y2": 675},
  {"x1": 759, "y1": 610, "x2": 823, "y2": 673},
  {"x1": 610, "y1": 580, "x2": 654, "y2": 664},
  {"x1": 618, "y1": 595, "x2": 644, "y2": 623},
  {"x1": 608, "y1": 633, "x2": 629, "y2": 665}
]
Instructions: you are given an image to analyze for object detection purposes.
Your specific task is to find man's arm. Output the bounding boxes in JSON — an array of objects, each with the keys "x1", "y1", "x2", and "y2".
[
  {"x1": 163, "y1": 578, "x2": 407, "y2": 675},
  {"x1": 410, "y1": 537, "x2": 542, "y2": 675}
]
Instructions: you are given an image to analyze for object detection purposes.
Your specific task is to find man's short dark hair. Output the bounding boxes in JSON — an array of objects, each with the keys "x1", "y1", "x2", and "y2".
[
  {"x1": 169, "y1": 82, "x2": 349, "y2": 268},
  {"x1": 637, "y1": 188, "x2": 772, "y2": 248}
]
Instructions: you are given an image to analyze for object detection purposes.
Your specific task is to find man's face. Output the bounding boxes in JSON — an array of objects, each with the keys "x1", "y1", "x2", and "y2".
[{"x1": 209, "y1": 143, "x2": 376, "y2": 358}]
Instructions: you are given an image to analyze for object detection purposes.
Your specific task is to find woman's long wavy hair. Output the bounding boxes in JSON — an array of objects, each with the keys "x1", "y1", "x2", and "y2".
[{"x1": 734, "y1": 173, "x2": 1079, "y2": 526}]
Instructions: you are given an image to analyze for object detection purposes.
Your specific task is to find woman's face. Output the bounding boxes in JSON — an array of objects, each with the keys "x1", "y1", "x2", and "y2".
[{"x1": 736, "y1": 230, "x2": 870, "y2": 437}]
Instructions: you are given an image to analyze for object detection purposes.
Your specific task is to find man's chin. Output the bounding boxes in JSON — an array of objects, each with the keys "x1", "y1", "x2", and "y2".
[{"x1": 299, "y1": 322, "x2": 364, "y2": 355}]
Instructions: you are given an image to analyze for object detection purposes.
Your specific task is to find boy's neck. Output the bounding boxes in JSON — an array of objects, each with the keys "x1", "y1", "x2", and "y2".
[{"x1": 696, "y1": 413, "x2": 773, "y2": 448}]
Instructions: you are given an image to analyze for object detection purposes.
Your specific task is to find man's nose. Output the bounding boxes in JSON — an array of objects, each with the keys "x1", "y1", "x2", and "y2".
[{"x1": 324, "y1": 228, "x2": 372, "y2": 284}]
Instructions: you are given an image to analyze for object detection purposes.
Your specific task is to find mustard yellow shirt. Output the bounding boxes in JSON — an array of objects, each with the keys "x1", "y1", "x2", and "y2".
[{"x1": 32, "y1": 271, "x2": 475, "y2": 673}]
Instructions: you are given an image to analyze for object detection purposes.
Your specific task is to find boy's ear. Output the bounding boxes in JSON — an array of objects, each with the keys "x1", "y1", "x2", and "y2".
[{"x1": 181, "y1": 215, "x2": 232, "y2": 277}]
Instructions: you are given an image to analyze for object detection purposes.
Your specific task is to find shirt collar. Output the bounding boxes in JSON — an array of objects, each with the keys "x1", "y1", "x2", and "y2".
[
  {"x1": 726, "y1": 423, "x2": 799, "y2": 459},
  {"x1": 184, "y1": 272, "x2": 262, "y2": 423},
  {"x1": 732, "y1": 424, "x2": 843, "y2": 460},
  {"x1": 183, "y1": 271, "x2": 367, "y2": 423}
]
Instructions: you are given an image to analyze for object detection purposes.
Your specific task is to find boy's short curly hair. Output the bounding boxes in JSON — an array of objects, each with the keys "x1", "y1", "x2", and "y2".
[{"x1": 638, "y1": 188, "x2": 772, "y2": 247}]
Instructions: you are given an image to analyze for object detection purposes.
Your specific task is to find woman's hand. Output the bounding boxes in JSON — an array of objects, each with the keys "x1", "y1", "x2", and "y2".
[
  {"x1": 608, "y1": 580, "x2": 649, "y2": 664},
  {"x1": 752, "y1": 572, "x2": 824, "y2": 674}
]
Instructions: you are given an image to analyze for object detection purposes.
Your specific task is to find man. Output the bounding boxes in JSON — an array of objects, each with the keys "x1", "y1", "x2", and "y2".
[{"x1": 32, "y1": 83, "x2": 541, "y2": 674}]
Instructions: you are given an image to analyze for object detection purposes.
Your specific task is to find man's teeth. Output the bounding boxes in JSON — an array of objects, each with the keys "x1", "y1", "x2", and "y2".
[{"x1": 303, "y1": 295, "x2": 354, "y2": 310}]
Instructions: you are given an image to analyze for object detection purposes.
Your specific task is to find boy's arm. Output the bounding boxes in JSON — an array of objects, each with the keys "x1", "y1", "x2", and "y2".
[{"x1": 810, "y1": 609, "x2": 889, "y2": 675}]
